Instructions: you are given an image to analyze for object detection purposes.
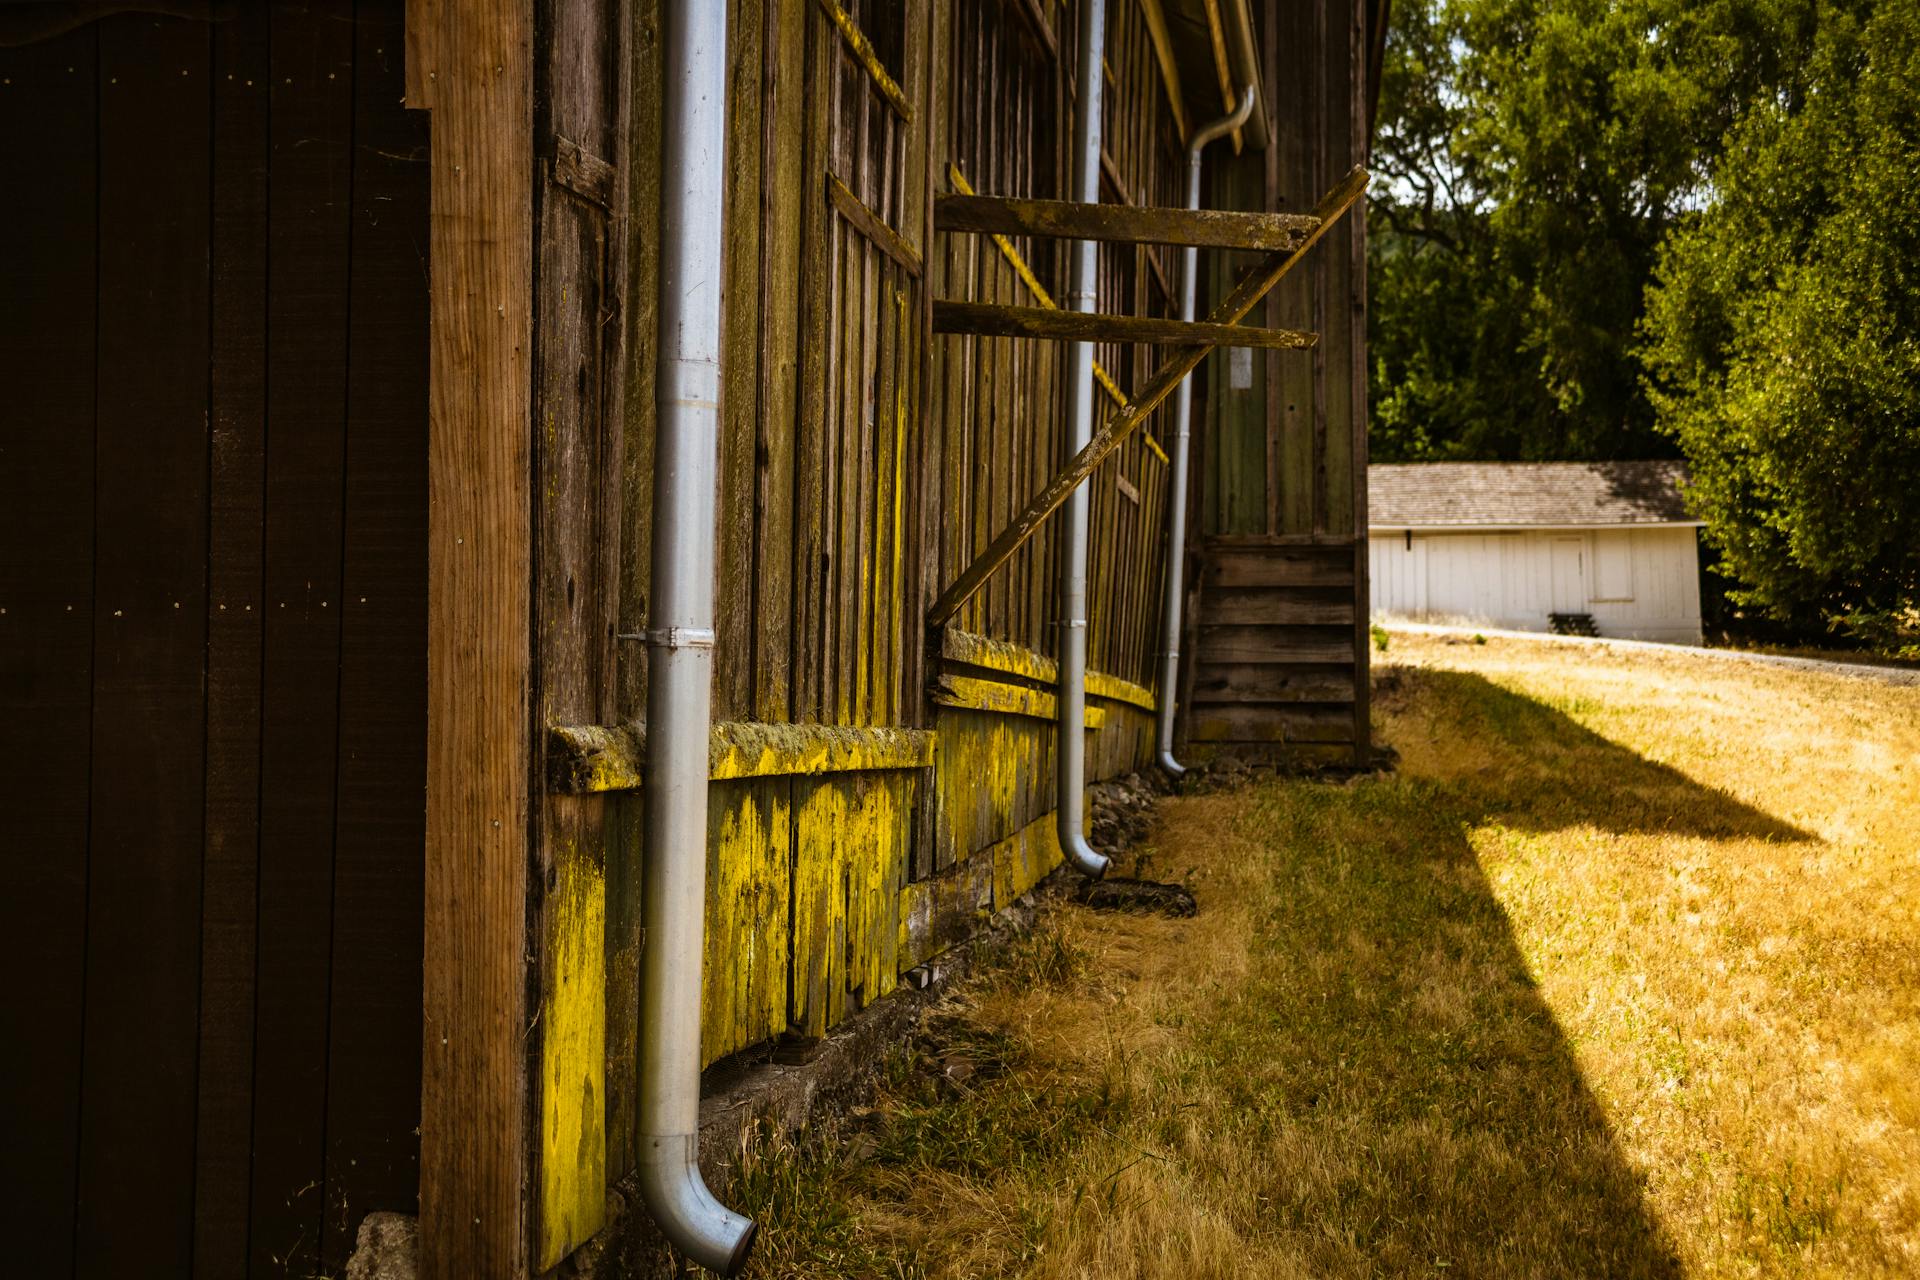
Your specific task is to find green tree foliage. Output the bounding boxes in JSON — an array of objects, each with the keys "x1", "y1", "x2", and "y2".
[
  {"x1": 1371, "y1": 0, "x2": 1918, "y2": 642},
  {"x1": 1370, "y1": 0, "x2": 1824, "y2": 461},
  {"x1": 1641, "y1": 1, "x2": 1920, "y2": 642}
]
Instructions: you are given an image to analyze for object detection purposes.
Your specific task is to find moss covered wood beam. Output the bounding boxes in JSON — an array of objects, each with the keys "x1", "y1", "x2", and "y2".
[
  {"x1": 930, "y1": 674, "x2": 1107, "y2": 728},
  {"x1": 548, "y1": 721, "x2": 937, "y2": 794},
  {"x1": 938, "y1": 628, "x2": 1156, "y2": 712},
  {"x1": 934, "y1": 300, "x2": 1315, "y2": 349},
  {"x1": 935, "y1": 193, "x2": 1317, "y2": 251}
]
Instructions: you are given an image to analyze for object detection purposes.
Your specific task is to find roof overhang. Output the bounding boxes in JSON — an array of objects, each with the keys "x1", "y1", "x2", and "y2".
[{"x1": 1160, "y1": 0, "x2": 1270, "y2": 150}]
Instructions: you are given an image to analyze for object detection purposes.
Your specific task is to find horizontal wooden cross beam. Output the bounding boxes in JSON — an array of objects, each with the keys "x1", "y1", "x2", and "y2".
[
  {"x1": 924, "y1": 166, "x2": 1369, "y2": 630},
  {"x1": 935, "y1": 192, "x2": 1320, "y2": 252},
  {"x1": 933, "y1": 300, "x2": 1316, "y2": 349}
]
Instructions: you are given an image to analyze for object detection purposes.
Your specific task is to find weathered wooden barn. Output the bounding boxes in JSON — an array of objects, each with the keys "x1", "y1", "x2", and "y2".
[{"x1": 0, "y1": 0, "x2": 1376, "y2": 1275}]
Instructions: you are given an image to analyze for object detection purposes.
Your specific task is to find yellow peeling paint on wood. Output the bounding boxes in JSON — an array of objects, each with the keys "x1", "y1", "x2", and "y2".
[
  {"x1": 992, "y1": 808, "x2": 1067, "y2": 915},
  {"x1": 701, "y1": 780, "x2": 792, "y2": 1066},
  {"x1": 898, "y1": 852, "x2": 994, "y2": 971},
  {"x1": 1085, "y1": 670, "x2": 1157, "y2": 713},
  {"x1": 790, "y1": 771, "x2": 913, "y2": 1038},
  {"x1": 930, "y1": 708, "x2": 1035, "y2": 871},
  {"x1": 549, "y1": 720, "x2": 937, "y2": 794},
  {"x1": 932, "y1": 673, "x2": 1107, "y2": 728},
  {"x1": 789, "y1": 779, "x2": 846, "y2": 1037},
  {"x1": 537, "y1": 825, "x2": 606, "y2": 1271}
]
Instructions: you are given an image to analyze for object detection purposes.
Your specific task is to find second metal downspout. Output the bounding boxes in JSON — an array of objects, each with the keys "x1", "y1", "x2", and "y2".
[
  {"x1": 1056, "y1": 0, "x2": 1111, "y2": 878},
  {"x1": 1155, "y1": 14, "x2": 1262, "y2": 776},
  {"x1": 636, "y1": 3, "x2": 757, "y2": 1274}
]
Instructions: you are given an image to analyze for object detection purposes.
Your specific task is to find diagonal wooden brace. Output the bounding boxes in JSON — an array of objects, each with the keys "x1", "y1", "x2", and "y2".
[{"x1": 925, "y1": 165, "x2": 1369, "y2": 629}]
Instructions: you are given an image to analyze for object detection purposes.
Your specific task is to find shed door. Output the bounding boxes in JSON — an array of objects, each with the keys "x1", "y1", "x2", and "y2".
[{"x1": 1550, "y1": 537, "x2": 1588, "y2": 613}]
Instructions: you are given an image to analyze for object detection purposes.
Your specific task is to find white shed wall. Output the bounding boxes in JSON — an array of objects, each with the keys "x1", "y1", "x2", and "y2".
[{"x1": 1369, "y1": 526, "x2": 1703, "y2": 643}]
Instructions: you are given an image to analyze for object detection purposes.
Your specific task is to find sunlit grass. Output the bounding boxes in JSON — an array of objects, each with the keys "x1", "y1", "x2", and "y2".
[{"x1": 730, "y1": 632, "x2": 1920, "y2": 1278}]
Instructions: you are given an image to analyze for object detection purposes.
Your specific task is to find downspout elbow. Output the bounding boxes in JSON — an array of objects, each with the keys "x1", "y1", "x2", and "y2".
[
  {"x1": 636, "y1": 1146, "x2": 758, "y2": 1277},
  {"x1": 1060, "y1": 823, "x2": 1112, "y2": 879}
]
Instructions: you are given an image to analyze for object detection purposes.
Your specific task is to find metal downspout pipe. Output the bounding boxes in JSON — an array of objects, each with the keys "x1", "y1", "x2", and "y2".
[
  {"x1": 637, "y1": 3, "x2": 757, "y2": 1274},
  {"x1": 1155, "y1": 7, "x2": 1264, "y2": 777},
  {"x1": 1056, "y1": 0, "x2": 1111, "y2": 879}
]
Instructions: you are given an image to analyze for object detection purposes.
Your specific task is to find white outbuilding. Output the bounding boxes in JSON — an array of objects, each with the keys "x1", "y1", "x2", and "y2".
[{"x1": 1369, "y1": 461, "x2": 1706, "y2": 644}]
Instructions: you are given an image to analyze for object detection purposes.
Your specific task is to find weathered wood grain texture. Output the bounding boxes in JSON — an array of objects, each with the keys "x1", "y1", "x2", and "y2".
[
  {"x1": 898, "y1": 853, "x2": 995, "y2": 971},
  {"x1": 936, "y1": 191, "x2": 1315, "y2": 249},
  {"x1": 1187, "y1": 703, "x2": 1355, "y2": 744},
  {"x1": 938, "y1": 626, "x2": 1155, "y2": 710},
  {"x1": 1181, "y1": 0, "x2": 1372, "y2": 766},
  {"x1": 407, "y1": 1, "x2": 535, "y2": 1275},
  {"x1": 0, "y1": 27, "x2": 96, "y2": 1276},
  {"x1": 1203, "y1": 153, "x2": 1271, "y2": 536},
  {"x1": 830, "y1": 173, "x2": 923, "y2": 275},
  {"x1": 529, "y1": 0, "x2": 625, "y2": 1262},
  {"x1": 1190, "y1": 663, "x2": 1356, "y2": 704},
  {"x1": 1195, "y1": 624, "x2": 1355, "y2": 665},
  {"x1": 1202, "y1": 586, "x2": 1357, "y2": 626},
  {"x1": 1205, "y1": 543, "x2": 1355, "y2": 588},
  {"x1": 75, "y1": 21, "x2": 211, "y2": 1277},
  {"x1": 715, "y1": 0, "x2": 766, "y2": 723},
  {"x1": 818, "y1": 0, "x2": 911, "y2": 116},
  {"x1": 756, "y1": 0, "x2": 806, "y2": 725},
  {"x1": 1346, "y1": 0, "x2": 1375, "y2": 763},
  {"x1": 1135, "y1": 0, "x2": 1187, "y2": 141},
  {"x1": 933, "y1": 299, "x2": 1315, "y2": 348},
  {"x1": 248, "y1": 40, "x2": 366, "y2": 1263},
  {"x1": 323, "y1": 10, "x2": 433, "y2": 1264},
  {"x1": 792, "y1": 0, "x2": 833, "y2": 722},
  {"x1": 191, "y1": 16, "x2": 268, "y2": 1275},
  {"x1": 927, "y1": 165, "x2": 1368, "y2": 628}
]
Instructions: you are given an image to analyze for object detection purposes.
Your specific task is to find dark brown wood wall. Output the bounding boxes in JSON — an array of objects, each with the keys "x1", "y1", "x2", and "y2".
[
  {"x1": 1184, "y1": 0, "x2": 1371, "y2": 763},
  {"x1": 0, "y1": 7, "x2": 430, "y2": 1275},
  {"x1": 927, "y1": 0, "x2": 1182, "y2": 693}
]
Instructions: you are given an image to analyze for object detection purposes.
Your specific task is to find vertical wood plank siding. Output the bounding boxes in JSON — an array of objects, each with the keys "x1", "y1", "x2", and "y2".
[
  {"x1": 578, "y1": 14, "x2": 1191, "y2": 1216},
  {"x1": 411, "y1": 0, "x2": 535, "y2": 1274},
  {"x1": 0, "y1": 7, "x2": 431, "y2": 1276},
  {"x1": 1187, "y1": 0, "x2": 1371, "y2": 765},
  {"x1": 529, "y1": 0, "x2": 628, "y2": 1266},
  {"x1": 0, "y1": 25, "x2": 97, "y2": 1276}
]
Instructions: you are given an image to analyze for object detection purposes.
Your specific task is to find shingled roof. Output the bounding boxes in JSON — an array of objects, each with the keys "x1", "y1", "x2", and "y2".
[{"x1": 1368, "y1": 461, "x2": 1699, "y2": 529}]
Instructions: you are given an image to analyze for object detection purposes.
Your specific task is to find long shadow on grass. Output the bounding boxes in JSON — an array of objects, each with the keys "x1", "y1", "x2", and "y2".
[
  {"x1": 1220, "y1": 668, "x2": 1809, "y2": 1277},
  {"x1": 1377, "y1": 665, "x2": 1813, "y2": 843}
]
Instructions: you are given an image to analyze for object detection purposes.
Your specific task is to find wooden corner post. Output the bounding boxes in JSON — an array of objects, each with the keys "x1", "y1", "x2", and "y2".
[{"x1": 406, "y1": 2, "x2": 536, "y2": 1276}]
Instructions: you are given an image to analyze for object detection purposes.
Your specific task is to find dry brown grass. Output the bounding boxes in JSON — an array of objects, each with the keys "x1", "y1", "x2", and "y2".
[{"x1": 730, "y1": 631, "x2": 1920, "y2": 1279}]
